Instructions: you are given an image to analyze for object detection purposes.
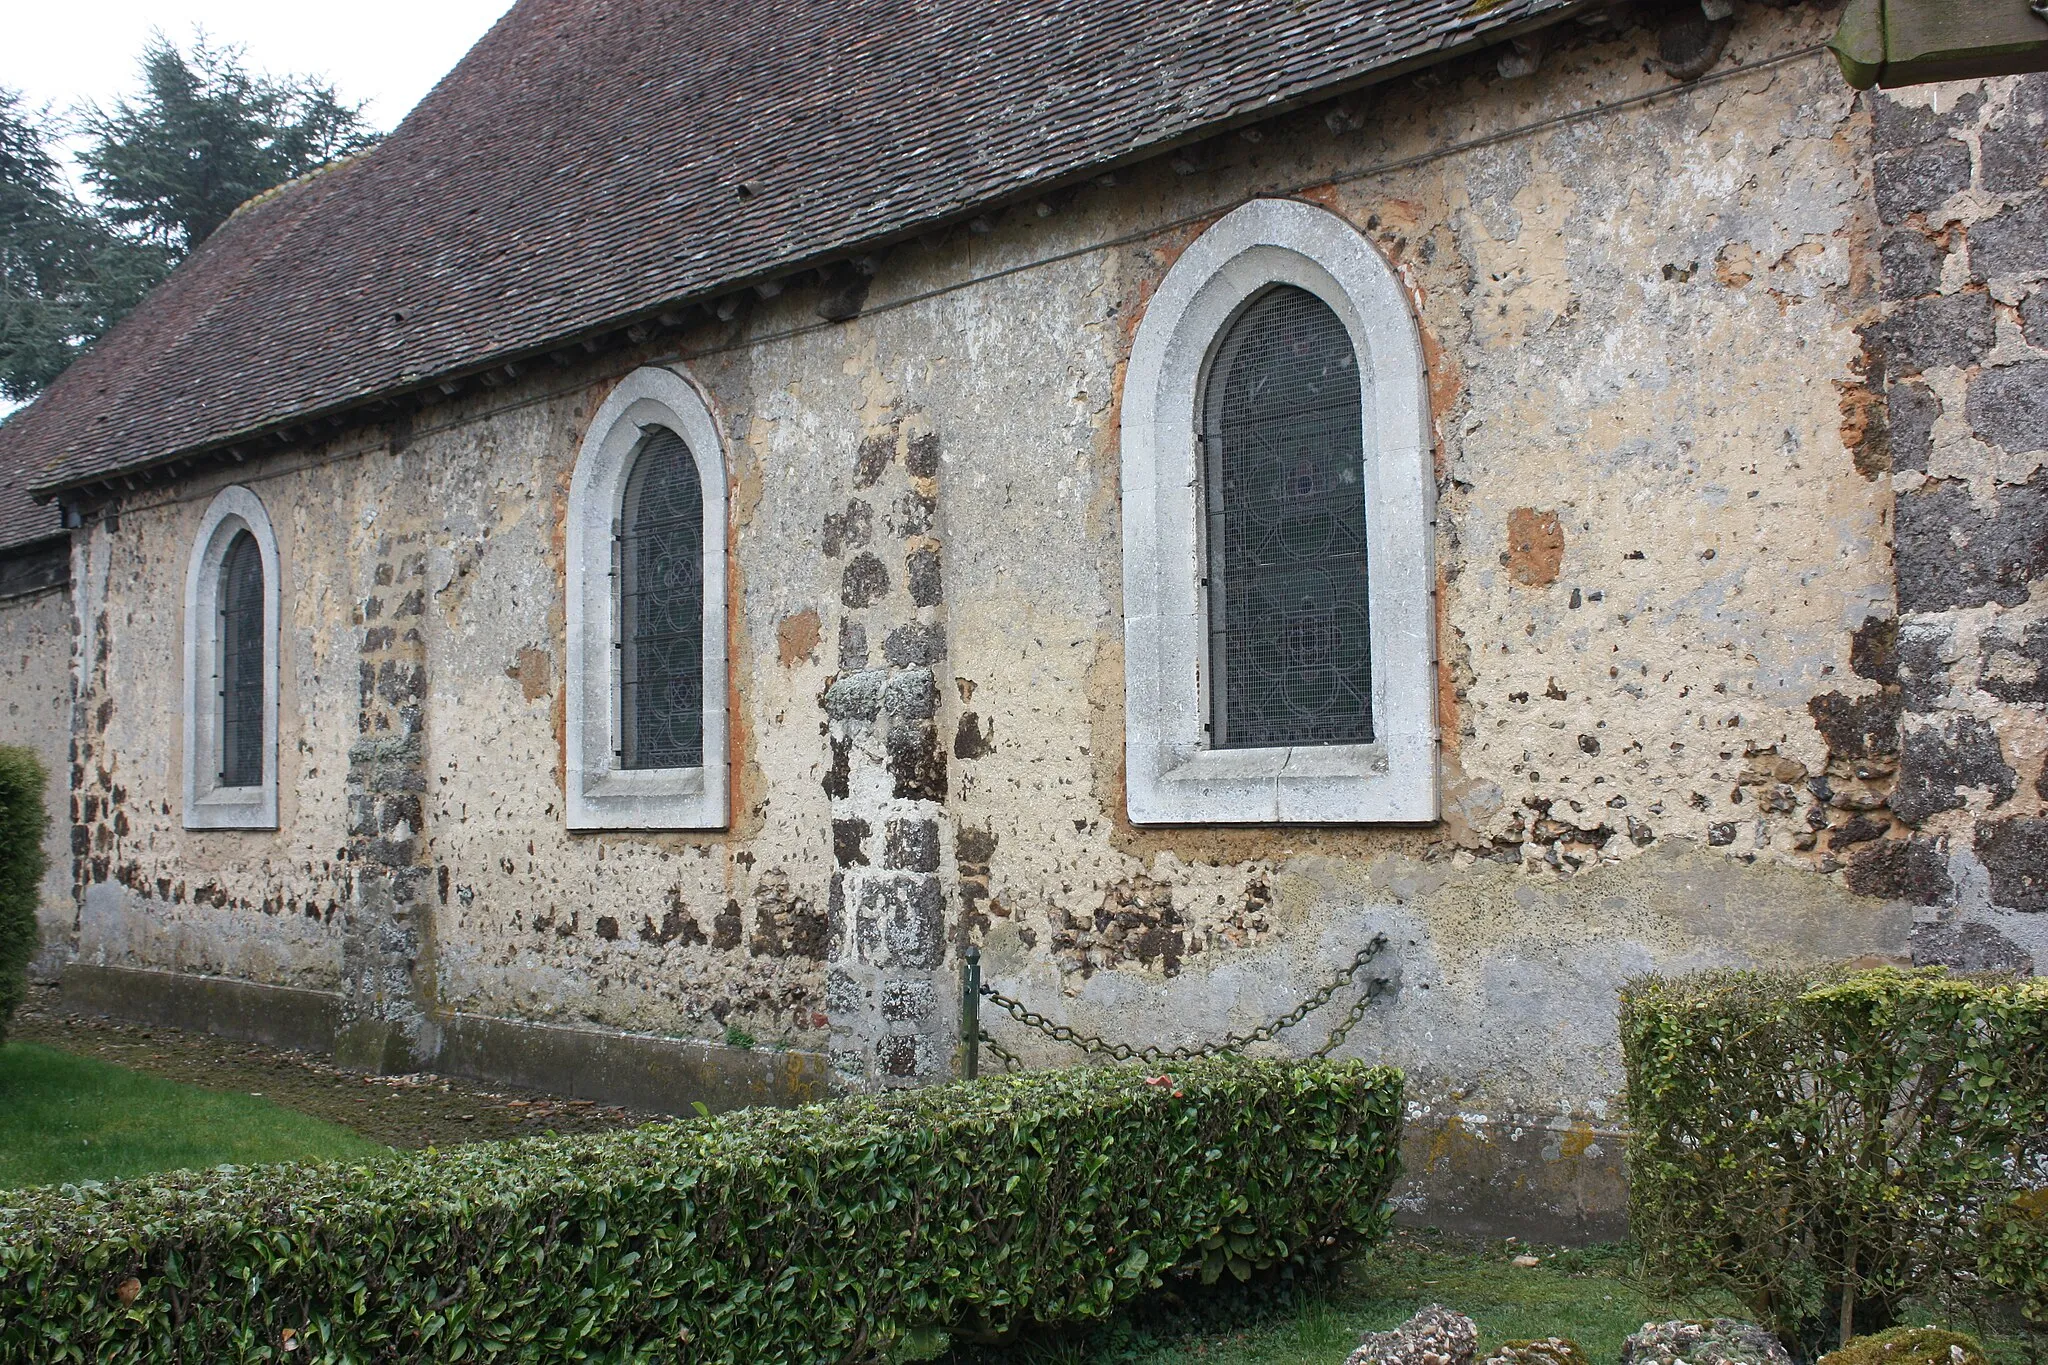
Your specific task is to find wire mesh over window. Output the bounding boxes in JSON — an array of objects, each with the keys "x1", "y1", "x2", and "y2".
[
  {"x1": 617, "y1": 426, "x2": 705, "y2": 770},
  {"x1": 1202, "y1": 285, "x2": 1373, "y2": 749},
  {"x1": 217, "y1": 530, "x2": 265, "y2": 787}
]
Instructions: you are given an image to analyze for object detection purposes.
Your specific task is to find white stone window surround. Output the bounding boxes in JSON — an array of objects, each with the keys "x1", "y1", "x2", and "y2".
[
  {"x1": 565, "y1": 365, "x2": 730, "y2": 831},
  {"x1": 1121, "y1": 197, "x2": 1439, "y2": 824},
  {"x1": 182, "y1": 484, "x2": 281, "y2": 830}
]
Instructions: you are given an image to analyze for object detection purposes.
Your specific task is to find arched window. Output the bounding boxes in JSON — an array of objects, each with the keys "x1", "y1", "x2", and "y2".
[
  {"x1": 183, "y1": 485, "x2": 280, "y2": 829},
  {"x1": 618, "y1": 426, "x2": 705, "y2": 770},
  {"x1": 566, "y1": 366, "x2": 729, "y2": 830},
  {"x1": 1121, "y1": 197, "x2": 1437, "y2": 824},
  {"x1": 1203, "y1": 286, "x2": 1373, "y2": 750},
  {"x1": 217, "y1": 530, "x2": 267, "y2": 788}
]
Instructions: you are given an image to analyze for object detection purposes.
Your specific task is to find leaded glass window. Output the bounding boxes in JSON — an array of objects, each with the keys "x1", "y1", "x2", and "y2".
[
  {"x1": 217, "y1": 529, "x2": 265, "y2": 787},
  {"x1": 1202, "y1": 285, "x2": 1373, "y2": 749},
  {"x1": 617, "y1": 425, "x2": 705, "y2": 769}
]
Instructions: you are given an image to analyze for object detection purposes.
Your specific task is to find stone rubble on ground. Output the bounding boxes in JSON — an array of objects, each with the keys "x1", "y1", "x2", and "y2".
[
  {"x1": 1345, "y1": 1305, "x2": 1479, "y2": 1365},
  {"x1": 1619, "y1": 1319, "x2": 1794, "y2": 1365},
  {"x1": 1481, "y1": 1337, "x2": 1592, "y2": 1365}
]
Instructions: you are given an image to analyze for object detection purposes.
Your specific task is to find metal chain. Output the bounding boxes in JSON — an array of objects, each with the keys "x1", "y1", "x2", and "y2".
[
  {"x1": 976, "y1": 934, "x2": 1389, "y2": 1065},
  {"x1": 977, "y1": 1029, "x2": 1023, "y2": 1074}
]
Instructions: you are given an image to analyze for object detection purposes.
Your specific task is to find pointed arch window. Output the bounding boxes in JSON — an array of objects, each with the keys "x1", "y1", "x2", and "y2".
[
  {"x1": 566, "y1": 366, "x2": 729, "y2": 830},
  {"x1": 1121, "y1": 198, "x2": 1438, "y2": 824},
  {"x1": 183, "y1": 485, "x2": 280, "y2": 829}
]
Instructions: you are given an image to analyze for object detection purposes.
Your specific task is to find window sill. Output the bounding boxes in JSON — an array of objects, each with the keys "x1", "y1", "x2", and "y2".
[
  {"x1": 183, "y1": 785, "x2": 277, "y2": 831},
  {"x1": 567, "y1": 764, "x2": 727, "y2": 831},
  {"x1": 1132, "y1": 737, "x2": 1436, "y2": 825}
]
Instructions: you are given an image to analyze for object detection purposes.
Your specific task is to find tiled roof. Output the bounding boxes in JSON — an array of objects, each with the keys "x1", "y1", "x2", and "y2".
[
  {"x1": 0, "y1": 444, "x2": 65, "y2": 553},
  {"x1": 10, "y1": 0, "x2": 1579, "y2": 500}
]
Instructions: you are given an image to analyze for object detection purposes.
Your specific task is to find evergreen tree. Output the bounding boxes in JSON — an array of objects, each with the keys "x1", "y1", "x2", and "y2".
[
  {"x1": 80, "y1": 34, "x2": 378, "y2": 252},
  {"x1": 0, "y1": 89, "x2": 106, "y2": 402},
  {"x1": 0, "y1": 35, "x2": 377, "y2": 405}
]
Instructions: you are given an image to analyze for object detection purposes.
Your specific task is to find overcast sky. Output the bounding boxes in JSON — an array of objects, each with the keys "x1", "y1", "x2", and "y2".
[{"x1": 4, "y1": 1, "x2": 515, "y2": 135}]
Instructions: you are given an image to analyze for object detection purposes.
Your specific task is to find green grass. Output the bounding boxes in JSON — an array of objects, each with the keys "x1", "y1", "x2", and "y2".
[
  {"x1": 946, "y1": 1233, "x2": 1746, "y2": 1365},
  {"x1": 0, "y1": 1041, "x2": 389, "y2": 1188}
]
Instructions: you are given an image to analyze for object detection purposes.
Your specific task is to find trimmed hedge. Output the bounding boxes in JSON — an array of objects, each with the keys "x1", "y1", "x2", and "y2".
[
  {"x1": 1622, "y1": 967, "x2": 2048, "y2": 1357},
  {"x1": 0, "y1": 745, "x2": 48, "y2": 1048},
  {"x1": 0, "y1": 1056, "x2": 1403, "y2": 1363}
]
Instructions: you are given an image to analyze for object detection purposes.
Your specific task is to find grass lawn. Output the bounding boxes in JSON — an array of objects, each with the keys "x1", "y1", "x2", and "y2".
[
  {"x1": 0, "y1": 1041, "x2": 390, "y2": 1188},
  {"x1": 951, "y1": 1231, "x2": 2041, "y2": 1365},
  {"x1": 944, "y1": 1232, "x2": 1744, "y2": 1365}
]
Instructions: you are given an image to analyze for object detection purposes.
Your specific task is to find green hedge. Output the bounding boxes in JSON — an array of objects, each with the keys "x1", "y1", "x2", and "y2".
[
  {"x1": 1981, "y1": 1188, "x2": 2047, "y2": 1327},
  {"x1": 1622, "y1": 967, "x2": 2048, "y2": 1357},
  {"x1": 0, "y1": 745, "x2": 48, "y2": 1048},
  {"x1": 0, "y1": 1056, "x2": 1403, "y2": 1363}
]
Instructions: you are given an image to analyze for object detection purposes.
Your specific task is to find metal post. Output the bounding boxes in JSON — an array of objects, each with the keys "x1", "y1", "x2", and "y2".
[{"x1": 961, "y1": 946, "x2": 981, "y2": 1080}]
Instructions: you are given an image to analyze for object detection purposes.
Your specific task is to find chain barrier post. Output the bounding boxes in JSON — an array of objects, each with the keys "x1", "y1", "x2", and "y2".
[{"x1": 961, "y1": 946, "x2": 981, "y2": 1080}]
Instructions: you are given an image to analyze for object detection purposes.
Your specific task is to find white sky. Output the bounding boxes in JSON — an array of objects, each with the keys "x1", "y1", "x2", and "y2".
[{"x1": 3, "y1": 1, "x2": 515, "y2": 137}]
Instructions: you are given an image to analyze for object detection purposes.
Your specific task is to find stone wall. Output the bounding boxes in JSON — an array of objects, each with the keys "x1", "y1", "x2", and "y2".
[
  {"x1": 1861, "y1": 75, "x2": 2048, "y2": 973},
  {"x1": 0, "y1": 546, "x2": 72, "y2": 978},
  {"x1": 43, "y1": 2, "x2": 2006, "y2": 1238}
]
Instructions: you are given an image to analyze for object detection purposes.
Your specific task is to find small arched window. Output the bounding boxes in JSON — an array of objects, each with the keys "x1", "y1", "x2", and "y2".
[
  {"x1": 217, "y1": 529, "x2": 267, "y2": 788},
  {"x1": 565, "y1": 366, "x2": 729, "y2": 830},
  {"x1": 183, "y1": 484, "x2": 280, "y2": 829},
  {"x1": 1203, "y1": 286, "x2": 1372, "y2": 750},
  {"x1": 618, "y1": 426, "x2": 705, "y2": 770}
]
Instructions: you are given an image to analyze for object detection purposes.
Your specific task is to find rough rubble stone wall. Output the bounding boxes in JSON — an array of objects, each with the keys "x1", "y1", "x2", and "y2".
[
  {"x1": 338, "y1": 520, "x2": 439, "y2": 1070},
  {"x1": 1863, "y1": 75, "x2": 2048, "y2": 975},
  {"x1": 0, "y1": 571, "x2": 73, "y2": 978},
  {"x1": 821, "y1": 417, "x2": 958, "y2": 1088},
  {"x1": 42, "y1": 3, "x2": 1982, "y2": 1236}
]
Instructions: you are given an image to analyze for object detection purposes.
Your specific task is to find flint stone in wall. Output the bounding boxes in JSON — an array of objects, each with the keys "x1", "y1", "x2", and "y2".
[
  {"x1": 1873, "y1": 142, "x2": 1971, "y2": 225},
  {"x1": 1967, "y1": 360, "x2": 2048, "y2": 456},
  {"x1": 841, "y1": 551, "x2": 889, "y2": 607},
  {"x1": 883, "y1": 621, "x2": 945, "y2": 667},
  {"x1": 1808, "y1": 688, "x2": 1901, "y2": 761},
  {"x1": 882, "y1": 667, "x2": 937, "y2": 719},
  {"x1": 853, "y1": 875, "x2": 946, "y2": 968},
  {"x1": 1979, "y1": 618, "x2": 2048, "y2": 703},
  {"x1": 1879, "y1": 229, "x2": 1944, "y2": 302},
  {"x1": 881, "y1": 979, "x2": 935, "y2": 1022},
  {"x1": 1976, "y1": 815, "x2": 2048, "y2": 911},
  {"x1": 1872, "y1": 92, "x2": 1983, "y2": 154},
  {"x1": 1897, "y1": 620, "x2": 1955, "y2": 712},
  {"x1": 1981, "y1": 77, "x2": 2047, "y2": 197},
  {"x1": 1885, "y1": 378, "x2": 1941, "y2": 474},
  {"x1": 1845, "y1": 835, "x2": 1956, "y2": 905},
  {"x1": 887, "y1": 718, "x2": 947, "y2": 802},
  {"x1": 1910, "y1": 917, "x2": 2035, "y2": 975},
  {"x1": 1868, "y1": 291, "x2": 1995, "y2": 377},
  {"x1": 2022, "y1": 289, "x2": 2048, "y2": 350},
  {"x1": 1891, "y1": 715, "x2": 2015, "y2": 824},
  {"x1": 883, "y1": 818, "x2": 940, "y2": 873},
  {"x1": 1895, "y1": 471, "x2": 2048, "y2": 612},
  {"x1": 1970, "y1": 193, "x2": 2048, "y2": 281},
  {"x1": 823, "y1": 668, "x2": 886, "y2": 721}
]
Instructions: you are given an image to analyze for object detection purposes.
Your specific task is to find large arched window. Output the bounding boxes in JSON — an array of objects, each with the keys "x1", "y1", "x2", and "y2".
[
  {"x1": 566, "y1": 366, "x2": 729, "y2": 830},
  {"x1": 1121, "y1": 197, "x2": 1437, "y2": 824},
  {"x1": 1203, "y1": 285, "x2": 1373, "y2": 751},
  {"x1": 183, "y1": 485, "x2": 281, "y2": 829}
]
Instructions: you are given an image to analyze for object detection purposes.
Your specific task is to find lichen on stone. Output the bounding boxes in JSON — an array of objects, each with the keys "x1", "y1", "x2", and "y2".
[{"x1": 1817, "y1": 1327, "x2": 1987, "y2": 1365}]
